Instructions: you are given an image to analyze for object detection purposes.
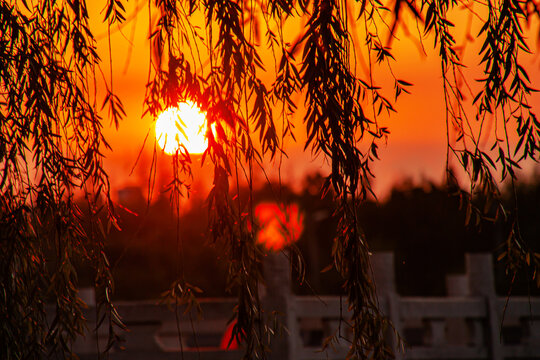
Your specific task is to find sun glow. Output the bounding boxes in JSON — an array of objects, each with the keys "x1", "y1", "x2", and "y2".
[
  {"x1": 255, "y1": 203, "x2": 304, "y2": 251},
  {"x1": 155, "y1": 101, "x2": 209, "y2": 155}
]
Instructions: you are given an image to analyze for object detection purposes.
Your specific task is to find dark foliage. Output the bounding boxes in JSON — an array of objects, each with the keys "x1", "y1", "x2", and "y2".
[{"x1": 1, "y1": 1, "x2": 126, "y2": 358}]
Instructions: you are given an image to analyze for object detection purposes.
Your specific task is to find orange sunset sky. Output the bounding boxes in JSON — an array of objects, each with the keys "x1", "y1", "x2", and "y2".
[{"x1": 87, "y1": 1, "x2": 540, "y2": 201}]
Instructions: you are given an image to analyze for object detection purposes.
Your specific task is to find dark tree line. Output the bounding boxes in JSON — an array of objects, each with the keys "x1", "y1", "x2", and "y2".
[{"x1": 98, "y1": 173, "x2": 539, "y2": 300}]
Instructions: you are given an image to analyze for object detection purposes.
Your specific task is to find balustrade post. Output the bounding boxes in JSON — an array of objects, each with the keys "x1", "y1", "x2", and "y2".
[
  {"x1": 263, "y1": 250, "x2": 296, "y2": 360},
  {"x1": 372, "y1": 252, "x2": 402, "y2": 359},
  {"x1": 466, "y1": 253, "x2": 502, "y2": 360}
]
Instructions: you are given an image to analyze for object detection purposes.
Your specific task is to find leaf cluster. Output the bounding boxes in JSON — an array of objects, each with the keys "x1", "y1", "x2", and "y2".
[
  {"x1": 421, "y1": 0, "x2": 540, "y2": 285},
  {"x1": 1, "y1": 1, "x2": 125, "y2": 358}
]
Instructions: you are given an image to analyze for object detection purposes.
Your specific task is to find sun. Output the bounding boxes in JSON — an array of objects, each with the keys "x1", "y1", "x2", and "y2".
[
  {"x1": 254, "y1": 202, "x2": 304, "y2": 251},
  {"x1": 155, "y1": 101, "x2": 209, "y2": 155}
]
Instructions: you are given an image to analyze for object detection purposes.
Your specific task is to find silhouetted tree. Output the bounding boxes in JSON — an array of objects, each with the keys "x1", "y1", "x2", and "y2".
[{"x1": 2, "y1": 1, "x2": 540, "y2": 359}]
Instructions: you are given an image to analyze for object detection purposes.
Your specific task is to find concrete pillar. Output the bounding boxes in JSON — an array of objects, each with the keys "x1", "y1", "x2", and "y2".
[
  {"x1": 372, "y1": 252, "x2": 402, "y2": 360},
  {"x1": 467, "y1": 253, "x2": 496, "y2": 296},
  {"x1": 466, "y1": 253, "x2": 502, "y2": 360},
  {"x1": 446, "y1": 275, "x2": 470, "y2": 297},
  {"x1": 372, "y1": 252, "x2": 397, "y2": 300},
  {"x1": 263, "y1": 251, "x2": 296, "y2": 360},
  {"x1": 73, "y1": 287, "x2": 97, "y2": 353}
]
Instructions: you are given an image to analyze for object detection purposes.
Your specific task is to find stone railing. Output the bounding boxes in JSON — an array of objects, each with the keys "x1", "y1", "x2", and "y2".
[
  {"x1": 369, "y1": 253, "x2": 540, "y2": 360},
  {"x1": 68, "y1": 253, "x2": 540, "y2": 360}
]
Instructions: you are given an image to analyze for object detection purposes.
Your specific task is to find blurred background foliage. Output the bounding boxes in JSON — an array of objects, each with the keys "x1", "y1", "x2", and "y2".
[{"x1": 78, "y1": 171, "x2": 539, "y2": 301}]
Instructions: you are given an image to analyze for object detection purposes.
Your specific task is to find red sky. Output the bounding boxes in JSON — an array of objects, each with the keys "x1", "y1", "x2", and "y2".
[{"x1": 89, "y1": 2, "x2": 540, "y2": 202}]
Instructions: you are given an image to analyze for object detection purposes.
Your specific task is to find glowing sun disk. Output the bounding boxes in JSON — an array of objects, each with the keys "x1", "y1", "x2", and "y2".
[{"x1": 155, "y1": 101, "x2": 208, "y2": 155}]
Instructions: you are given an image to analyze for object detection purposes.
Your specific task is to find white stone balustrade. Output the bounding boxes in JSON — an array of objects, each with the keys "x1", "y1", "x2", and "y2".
[{"x1": 53, "y1": 252, "x2": 539, "y2": 360}]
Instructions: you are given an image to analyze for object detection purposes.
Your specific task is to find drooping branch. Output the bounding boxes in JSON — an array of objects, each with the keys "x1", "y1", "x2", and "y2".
[
  {"x1": 300, "y1": 0, "x2": 396, "y2": 358},
  {"x1": 422, "y1": 0, "x2": 540, "y2": 283},
  {"x1": 0, "y1": 1, "x2": 125, "y2": 358}
]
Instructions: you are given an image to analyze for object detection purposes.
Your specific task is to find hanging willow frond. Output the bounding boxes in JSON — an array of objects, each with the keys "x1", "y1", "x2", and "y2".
[
  {"x1": 300, "y1": 0, "x2": 397, "y2": 358},
  {"x1": 1, "y1": 0, "x2": 125, "y2": 358}
]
